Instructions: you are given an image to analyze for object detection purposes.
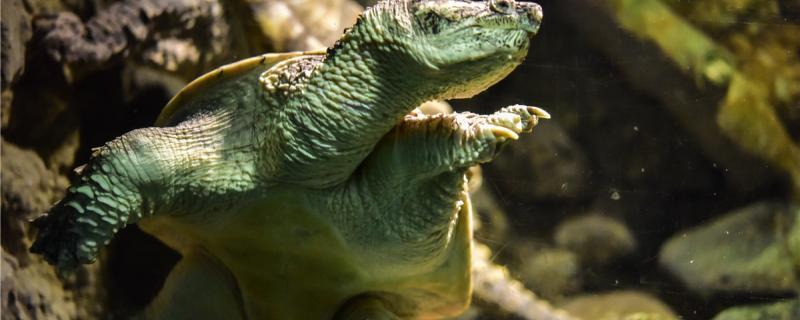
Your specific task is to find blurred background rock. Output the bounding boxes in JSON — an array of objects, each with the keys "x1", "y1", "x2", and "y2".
[{"x1": 2, "y1": 0, "x2": 798, "y2": 319}]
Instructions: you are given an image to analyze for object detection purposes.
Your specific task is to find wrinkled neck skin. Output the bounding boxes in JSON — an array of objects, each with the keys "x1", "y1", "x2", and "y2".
[
  {"x1": 277, "y1": 20, "x2": 445, "y2": 187},
  {"x1": 310, "y1": 43, "x2": 431, "y2": 140},
  {"x1": 296, "y1": 14, "x2": 476, "y2": 269}
]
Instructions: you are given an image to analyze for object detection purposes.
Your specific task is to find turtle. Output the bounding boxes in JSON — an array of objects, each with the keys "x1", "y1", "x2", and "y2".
[{"x1": 30, "y1": 0, "x2": 546, "y2": 318}]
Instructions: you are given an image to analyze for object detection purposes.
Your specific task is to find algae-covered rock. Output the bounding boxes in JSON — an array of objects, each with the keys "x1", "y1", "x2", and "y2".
[
  {"x1": 512, "y1": 244, "x2": 581, "y2": 301},
  {"x1": 712, "y1": 299, "x2": 800, "y2": 320},
  {"x1": 554, "y1": 214, "x2": 636, "y2": 266},
  {"x1": 561, "y1": 291, "x2": 678, "y2": 320},
  {"x1": 659, "y1": 202, "x2": 798, "y2": 294}
]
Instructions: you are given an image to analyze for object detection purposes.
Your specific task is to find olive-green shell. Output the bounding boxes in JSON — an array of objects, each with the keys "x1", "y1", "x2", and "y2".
[{"x1": 154, "y1": 50, "x2": 327, "y2": 126}]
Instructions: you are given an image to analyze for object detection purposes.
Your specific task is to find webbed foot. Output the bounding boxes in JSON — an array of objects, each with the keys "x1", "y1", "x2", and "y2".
[
  {"x1": 30, "y1": 207, "x2": 85, "y2": 275},
  {"x1": 30, "y1": 185, "x2": 116, "y2": 275},
  {"x1": 30, "y1": 150, "x2": 139, "y2": 275}
]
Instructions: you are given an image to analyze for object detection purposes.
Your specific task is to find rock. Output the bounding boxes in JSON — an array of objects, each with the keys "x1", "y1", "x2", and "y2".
[
  {"x1": 2, "y1": 89, "x2": 12, "y2": 128},
  {"x1": 1, "y1": 139, "x2": 67, "y2": 257},
  {"x1": 2, "y1": 248, "x2": 107, "y2": 319},
  {"x1": 1, "y1": 141, "x2": 109, "y2": 320},
  {"x1": 786, "y1": 208, "x2": 800, "y2": 271},
  {"x1": 621, "y1": 314, "x2": 676, "y2": 320},
  {"x1": 561, "y1": 291, "x2": 679, "y2": 320},
  {"x1": 1, "y1": 0, "x2": 32, "y2": 88},
  {"x1": 23, "y1": 0, "x2": 69, "y2": 15},
  {"x1": 659, "y1": 202, "x2": 798, "y2": 294},
  {"x1": 713, "y1": 299, "x2": 800, "y2": 320},
  {"x1": 511, "y1": 242, "x2": 581, "y2": 301},
  {"x1": 247, "y1": 0, "x2": 362, "y2": 51},
  {"x1": 484, "y1": 120, "x2": 588, "y2": 200},
  {"x1": 34, "y1": 0, "x2": 230, "y2": 80},
  {"x1": 1, "y1": 251, "x2": 77, "y2": 320},
  {"x1": 554, "y1": 214, "x2": 637, "y2": 266}
]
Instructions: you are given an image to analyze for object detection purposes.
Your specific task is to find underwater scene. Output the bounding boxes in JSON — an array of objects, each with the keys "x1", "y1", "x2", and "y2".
[{"x1": 1, "y1": 0, "x2": 799, "y2": 319}]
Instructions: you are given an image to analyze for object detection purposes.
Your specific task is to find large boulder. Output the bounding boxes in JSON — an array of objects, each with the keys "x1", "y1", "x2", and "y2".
[
  {"x1": 554, "y1": 214, "x2": 636, "y2": 266},
  {"x1": 660, "y1": 202, "x2": 799, "y2": 294}
]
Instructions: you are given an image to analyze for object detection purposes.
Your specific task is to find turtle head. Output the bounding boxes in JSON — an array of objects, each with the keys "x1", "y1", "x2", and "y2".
[{"x1": 346, "y1": 0, "x2": 542, "y2": 99}]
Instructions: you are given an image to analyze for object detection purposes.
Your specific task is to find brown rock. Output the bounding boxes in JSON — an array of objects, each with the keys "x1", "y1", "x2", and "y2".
[
  {"x1": 1, "y1": 139, "x2": 107, "y2": 320},
  {"x1": 1, "y1": 0, "x2": 32, "y2": 87},
  {"x1": 34, "y1": 0, "x2": 230, "y2": 79},
  {"x1": 247, "y1": 0, "x2": 362, "y2": 51},
  {"x1": 1, "y1": 251, "x2": 76, "y2": 320},
  {"x1": 1, "y1": 140, "x2": 67, "y2": 257}
]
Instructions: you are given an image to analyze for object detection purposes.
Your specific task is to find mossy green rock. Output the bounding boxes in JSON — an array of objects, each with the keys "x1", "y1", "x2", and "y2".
[
  {"x1": 554, "y1": 214, "x2": 636, "y2": 266},
  {"x1": 659, "y1": 202, "x2": 798, "y2": 294},
  {"x1": 713, "y1": 299, "x2": 800, "y2": 320}
]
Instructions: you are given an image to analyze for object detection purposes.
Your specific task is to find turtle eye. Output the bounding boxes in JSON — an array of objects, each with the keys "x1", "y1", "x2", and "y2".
[{"x1": 489, "y1": 0, "x2": 515, "y2": 14}]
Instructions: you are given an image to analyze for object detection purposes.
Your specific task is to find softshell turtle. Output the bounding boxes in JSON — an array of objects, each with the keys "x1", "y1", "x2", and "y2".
[{"x1": 31, "y1": 0, "x2": 546, "y2": 318}]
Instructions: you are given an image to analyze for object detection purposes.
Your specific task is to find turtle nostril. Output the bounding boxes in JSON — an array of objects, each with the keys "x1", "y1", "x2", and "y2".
[
  {"x1": 489, "y1": 0, "x2": 516, "y2": 14},
  {"x1": 520, "y1": 2, "x2": 543, "y2": 23}
]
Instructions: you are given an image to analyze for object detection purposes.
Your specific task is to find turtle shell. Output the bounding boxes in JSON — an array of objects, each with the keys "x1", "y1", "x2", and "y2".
[{"x1": 154, "y1": 50, "x2": 326, "y2": 126}]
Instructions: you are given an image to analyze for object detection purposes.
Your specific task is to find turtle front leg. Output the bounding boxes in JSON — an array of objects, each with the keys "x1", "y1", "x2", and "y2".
[
  {"x1": 30, "y1": 127, "x2": 174, "y2": 274},
  {"x1": 333, "y1": 106, "x2": 547, "y2": 248},
  {"x1": 30, "y1": 115, "x2": 241, "y2": 274},
  {"x1": 367, "y1": 105, "x2": 548, "y2": 181}
]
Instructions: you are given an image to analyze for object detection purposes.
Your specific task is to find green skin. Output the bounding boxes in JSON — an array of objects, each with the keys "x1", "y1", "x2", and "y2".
[{"x1": 31, "y1": 0, "x2": 544, "y2": 318}]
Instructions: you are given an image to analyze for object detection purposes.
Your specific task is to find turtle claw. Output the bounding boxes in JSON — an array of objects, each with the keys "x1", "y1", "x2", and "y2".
[
  {"x1": 528, "y1": 106, "x2": 551, "y2": 119},
  {"x1": 485, "y1": 124, "x2": 520, "y2": 141},
  {"x1": 465, "y1": 105, "x2": 550, "y2": 163},
  {"x1": 497, "y1": 104, "x2": 550, "y2": 132},
  {"x1": 408, "y1": 104, "x2": 550, "y2": 167}
]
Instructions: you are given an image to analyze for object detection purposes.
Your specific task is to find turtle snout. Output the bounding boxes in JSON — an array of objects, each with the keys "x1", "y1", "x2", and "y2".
[{"x1": 517, "y1": 2, "x2": 543, "y2": 36}]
